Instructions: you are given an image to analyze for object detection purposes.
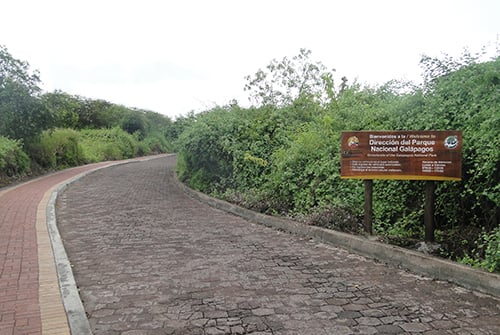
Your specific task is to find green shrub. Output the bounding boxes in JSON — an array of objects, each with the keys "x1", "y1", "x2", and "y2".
[
  {"x1": 79, "y1": 127, "x2": 139, "y2": 162},
  {"x1": 141, "y1": 131, "x2": 172, "y2": 154},
  {"x1": 459, "y1": 227, "x2": 500, "y2": 272},
  {"x1": 175, "y1": 52, "x2": 499, "y2": 272},
  {"x1": 30, "y1": 128, "x2": 83, "y2": 169},
  {"x1": 0, "y1": 136, "x2": 30, "y2": 176},
  {"x1": 176, "y1": 107, "x2": 236, "y2": 191}
]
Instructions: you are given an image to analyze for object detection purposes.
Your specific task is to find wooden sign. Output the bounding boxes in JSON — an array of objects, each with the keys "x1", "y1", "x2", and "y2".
[{"x1": 341, "y1": 130, "x2": 462, "y2": 180}]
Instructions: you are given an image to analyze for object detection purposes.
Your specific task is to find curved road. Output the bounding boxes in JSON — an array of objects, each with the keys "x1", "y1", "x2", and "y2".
[{"x1": 54, "y1": 155, "x2": 499, "y2": 335}]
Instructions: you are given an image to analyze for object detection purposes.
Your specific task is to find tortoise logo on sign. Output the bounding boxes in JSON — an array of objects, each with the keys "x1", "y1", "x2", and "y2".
[
  {"x1": 347, "y1": 136, "x2": 359, "y2": 148},
  {"x1": 444, "y1": 135, "x2": 459, "y2": 149}
]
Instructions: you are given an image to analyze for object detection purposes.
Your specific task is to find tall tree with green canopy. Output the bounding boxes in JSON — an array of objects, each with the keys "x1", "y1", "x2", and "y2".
[
  {"x1": 41, "y1": 91, "x2": 81, "y2": 129},
  {"x1": 244, "y1": 48, "x2": 336, "y2": 108},
  {"x1": 0, "y1": 45, "x2": 40, "y2": 93},
  {"x1": 0, "y1": 45, "x2": 53, "y2": 142}
]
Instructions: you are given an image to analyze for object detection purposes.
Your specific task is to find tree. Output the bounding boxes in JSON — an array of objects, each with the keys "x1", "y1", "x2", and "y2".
[
  {"x1": 42, "y1": 91, "x2": 80, "y2": 129},
  {"x1": 419, "y1": 46, "x2": 498, "y2": 90},
  {"x1": 143, "y1": 110, "x2": 172, "y2": 133},
  {"x1": 0, "y1": 45, "x2": 41, "y2": 94},
  {"x1": 120, "y1": 110, "x2": 146, "y2": 138},
  {"x1": 0, "y1": 46, "x2": 53, "y2": 142},
  {"x1": 244, "y1": 48, "x2": 336, "y2": 107},
  {"x1": 71, "y1": 97, "x2": 126, "y2": 129},
  {"x1": 0, "y1": 80, "x2": 51, "y2": 141}
]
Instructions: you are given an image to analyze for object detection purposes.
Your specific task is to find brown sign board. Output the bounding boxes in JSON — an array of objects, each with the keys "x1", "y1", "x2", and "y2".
[{"x1": 341, "y1": 130, "x2": 462, "y2": 180}]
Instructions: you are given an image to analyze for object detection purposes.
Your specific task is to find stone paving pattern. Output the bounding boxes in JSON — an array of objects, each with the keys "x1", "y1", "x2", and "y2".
[{"x1": 56, "y1": 156, "x2": 500, "y2": 335}]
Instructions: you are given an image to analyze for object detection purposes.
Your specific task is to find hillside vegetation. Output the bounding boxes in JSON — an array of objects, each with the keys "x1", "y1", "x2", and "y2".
[
  {"x1": 175, "y1": 49, "x2": 499, "y2": 272},
  {"x1": 2, "y1": 44, "x2": 498, "y2": 272},
  {"x1": 0, "y1": 45, "x2": 173, "y2": 186}
]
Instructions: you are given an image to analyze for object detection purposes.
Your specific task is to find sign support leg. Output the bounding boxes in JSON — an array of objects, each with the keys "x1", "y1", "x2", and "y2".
[
  {"x1": 424, "y1": 180, "x2": 436, "y2": 242},
  {"x1": 364, "y1": 179, "x2": 373, "y2": 235}
]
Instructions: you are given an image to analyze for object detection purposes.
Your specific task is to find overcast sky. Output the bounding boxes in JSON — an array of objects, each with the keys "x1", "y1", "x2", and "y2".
[{"x1": 1, "y1": 0, "x2": 498, "y2": 119}]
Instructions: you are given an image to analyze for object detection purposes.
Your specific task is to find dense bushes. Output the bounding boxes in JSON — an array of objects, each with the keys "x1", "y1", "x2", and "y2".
[
  {"x1": 141, "y1": 131, "x2": 172, "y2": 155},
  {"x1": 0, "y1": 45, "x2": 173, "y2": 185},
  {"x1": 0, "y1": 124, "x2": 172, "y2": 187},
  {"x1": 176, "y1": 108, "x2": 236, "y2": 192},
  {"x1": 0, "y1": 136, "x2": 30, "y2": 177},
  {"x1": 176, "y1": 51, "x2": 499, "y2": 272},
  {"x1": 459, "y1": 226, "x2": 500, "y2": 272},
  {"x1": 28, "y1": 127, "x2": 171, "y2": 168},
  {"x1": 79, "y1": 127, "x2": 139, "y2": 162},
  {"x1": 30, "y1": 129, "x2": 83, "y2": 168}
]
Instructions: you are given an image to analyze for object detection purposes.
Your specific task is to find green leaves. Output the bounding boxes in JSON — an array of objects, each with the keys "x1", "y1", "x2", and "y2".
[
  {"x1": 30, "y1": 128, "x2": 83, "y2": 168},
  {"x1": 176, "y1": 107, "x2": 236, "y2": 191},
  {"x1": 0, "y1": 45, "x2": 41, "y2": 94},
  {"x1": 0, "y1": 44, "x2": 176, "y2": 188},
  {"x1": 244, "y1": 48, "x2": 336, "y2": 107},
  {"x1": 459, "y1": 227, "x2": 500, "y2": 272},
  {"x1": 0, "y1": 79, "x2": 52, "y2": 142},
  {"x1": 176, "y1": 49, "x2": 499, "y2": 272},
  {"x1": 0, "y1": 136, "x2": 29, "y2": 178}
]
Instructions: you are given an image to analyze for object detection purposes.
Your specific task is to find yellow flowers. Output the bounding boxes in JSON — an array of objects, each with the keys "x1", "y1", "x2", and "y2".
[{"x1": 244, "y1": 152, "x2": 268, "y2": 167}]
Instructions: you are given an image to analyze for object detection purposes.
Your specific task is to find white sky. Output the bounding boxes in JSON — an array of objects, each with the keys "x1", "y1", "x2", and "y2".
[{"x1": 1, "y1": 0, "x2": 498, "y2": 119}]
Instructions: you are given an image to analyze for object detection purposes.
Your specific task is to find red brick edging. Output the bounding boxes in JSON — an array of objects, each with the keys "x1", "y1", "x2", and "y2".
[{"x1": 0, "y1": 155, "x2": 170, "y2": 335}]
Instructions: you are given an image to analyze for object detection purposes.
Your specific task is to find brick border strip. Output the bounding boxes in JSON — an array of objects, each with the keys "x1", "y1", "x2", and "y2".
[
  {"x1": 38, "y1": 186, "x2": 72, "y2": 334},
  {"x1": 47, "y1": 179, "x2": 93, "y2": 335},
  {"x1": 178, "y1": 181, "x2": 500, "y2": 298}
]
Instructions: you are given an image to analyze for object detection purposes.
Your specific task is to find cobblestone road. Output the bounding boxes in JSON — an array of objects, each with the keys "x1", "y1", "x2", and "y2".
[{"x1": 56, "y1": 156, "x2": 499, "y2": 335}]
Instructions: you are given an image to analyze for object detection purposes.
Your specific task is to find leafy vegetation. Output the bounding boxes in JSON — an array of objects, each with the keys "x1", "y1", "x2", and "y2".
[
  {"x1": 79, "y1": 127, "x2": 139, "y2": 162},
  {"x1": 1, "y1": 43, "x2": 497, "y2": 272},
  {"x1": 0, "y1": 45, "x2": 173, "y2": 186},
  {"x1": 459, "y1": 227, "x2": 500, "y2": 272},
  {"x1": 0, "y1": 136, "x2": 30, "y2": 178},
  {"x1": 175, "y1": 48, "x2": 499, "y2": 272},
  {"x1": 29, "y1": 128, "x2": 84, "y2": 169}
]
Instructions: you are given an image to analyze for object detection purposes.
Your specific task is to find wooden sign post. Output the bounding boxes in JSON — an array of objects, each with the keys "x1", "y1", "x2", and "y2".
[
  {"x1": 340, "y1": 130, "x2": 462, "y2": 241},
  {"x1": 424, "y1": 180, "x2": 436, "y2": 242},
  {"x1": 364, "y1": 179, "x2": 373, "y2": 235}
]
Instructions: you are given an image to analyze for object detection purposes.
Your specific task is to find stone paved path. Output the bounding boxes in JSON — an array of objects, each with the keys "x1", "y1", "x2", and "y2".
[{"x1": 56, "y1": 156, "x2": 499, "y2": 335}]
